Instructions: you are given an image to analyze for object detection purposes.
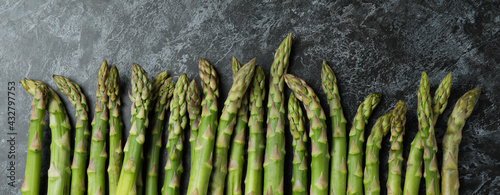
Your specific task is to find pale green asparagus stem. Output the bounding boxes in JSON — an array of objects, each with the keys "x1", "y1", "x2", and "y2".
[
  {"x1": 20, "y1": 80, "x2": 49, "y2": 195},
  {"x1": 347, "y1": 93, "x2": 382, "y2": 195},
  {"x1": 263, "y1": 33, "x2": 292, "y2": 195},
  {"x1": 107, "y1": 66, "x2": 124, "y2": 195},
  {"x1": 285, "y1": 74, "x2": 329, "y2": 195},
  {"x1": 288, "y1": 93, "x2": 307, "y2": 195},
  {"x1": 187, "y1": 79, "x2": 201, "y2": 166},
  {"x1": 387, "y1": 101, "x2": 407, "y2": 195}
]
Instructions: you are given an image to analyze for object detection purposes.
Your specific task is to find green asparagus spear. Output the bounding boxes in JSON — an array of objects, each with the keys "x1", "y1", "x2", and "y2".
[
  {"x1": 187, "y1": 79, "x2": 201, "y2": 166},
  {"x1": 321, "y1": 60, "x2": 348, "y2": 195},
  {"x1": 244, "y1": 66, "x2": 266, "y2": 195},
  {"x1": 288, "y1": 93, "x2": 308, "y2": 195},
  {"x1": 162, "y1": 74, "x2": 189, "y2": 195},
  {"x1": 263, "y1": 33, "x2": 292, "y2": 195},
  {"x1": 88, "y1": 61, "x2": 110, "y2": 195},
  {"x1": 210, "y1": 58, "x2": 256, "y2": 195},
  {"x1": 145, "y1": 77, "x2": 175, "y2": 195},
  {"x1": 116, "y1": 64, "x2": 153, "y2": 195},
  {"x1": 363, "y1": 110, "x2": 392, "y2": 195},
  {"x1": 387, "y1": 101, "x2": 407, "y2": 195},
  {"x1": 441, "y1": 88, "x2": 480, "y2": 195},
  {"x1": 284, "y1": 74, "x2": 329, "y2": 195},
  {"x1": 20, "y1": 80, "x2": 49, "y2": 195},
  {"x1": 347, "y1": 93, "x2": 382, "y2": 195},
  {"x1": 227, "y1": 57, "x2": 250, "y2": 195},
  {"x1": 404, "y1": 72, "x2": 452, "y2": 195},
  {"x1": 53, "y1": 75, "x2": 90, "y2": 195},
  {"x1": 186, "y1": 58, "x2": 219, "y2": 195}
]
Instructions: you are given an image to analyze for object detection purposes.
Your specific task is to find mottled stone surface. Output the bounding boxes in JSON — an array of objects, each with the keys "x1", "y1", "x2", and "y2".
[{"x1": 1, "y1": 0, "x2": 499, "y2": 194}]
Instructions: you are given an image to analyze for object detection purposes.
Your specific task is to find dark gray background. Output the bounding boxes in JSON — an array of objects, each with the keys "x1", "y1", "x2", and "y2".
[{"x1": 1, "y1": 0, "x2": 499, "y2": 194}]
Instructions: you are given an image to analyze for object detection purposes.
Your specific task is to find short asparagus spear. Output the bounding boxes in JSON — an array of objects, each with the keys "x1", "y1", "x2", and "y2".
[
  {"x1": 53, "y1": 75, "x2": 90, "y2": 195},
  {"x1": 387, "y1": 101, "x2": 407, "y2": 195},
  {"x1": 20, "y1": 80, "x2": 49, "y2": 195},
  {"x1": 186, "y1": 58, "x2": 219, "y2": 195},
  {"x1": 210, "y1": 58, "x2": 256, "y2": 195},
  {"x1": 347, "y1": 93, "x2": 382, "y2": 195},
  {"x1": 227, "y1": 57, "x2": 250, "y2": 195},
  {"x1": 284, "y1": 74, "x2": 329, "y2": 195},
  {"x1": 288, "y1": 93, "x2": 308, "y2": 195},
  {"x1": 88, "y1": 60, "x2": 110, "y2": 195},
  {"x1": 116, "y1": 64, "x2": 153, "y2": 195},
  {"x1": 441, "y1": 88, "x2": 481, "y2": 195},
  {"x1": 161, "y1": 74, "x2": 189, "y2": 195},
  {"x1": 363, "y1": 110, "x2": 392, "y2": 195},
  {"x1": 321, "y1": 60, "x2": 348, "y2": 195},
  {"x1": 263, "y1": 33, "x2": 292, "y2": 195},
  {"x1": 187, "y1": 79, "x2": 201, "y2": 166},
  {"x1": 244, "y1": 66, "x2": 266, "y2": 195}
]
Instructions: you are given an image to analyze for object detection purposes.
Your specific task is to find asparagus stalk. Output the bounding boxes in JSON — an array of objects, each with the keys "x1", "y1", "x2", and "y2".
[
  {"x1": 186, "y1": 58, "x2": 219, "y2": 195},
  {"x1": 210, "y1": 58, "x2": 256, "y2": 195},
  {"x1": 145, "y1": 76, "x2": 175, "y2": 195},
  {"x1": 387, "y1": 101, "x2": 407, "y2": 195},
  {"x1": 441, "y1": 88, "x2": 480, "y2": 195},
  {"x1": 53, "y1": 75, "x2": 90, "y2": 195},
  {"x1": 187, "y1": 79, "x2": 201, "y2": 166},
  {"x1": 347, "y1": 93, "x2": 382, "y2": 195},
  {"x1": 227, "y1": 57, "x2": 250, "y2": 195},
  {"x1": 321, "y1": 60, "x2": 348, "y2": 195},
  {"x1": 116, "y1": 64, "x2": 153, "y2": 195},
  {"x1": 363, "y1": 110, "x2": 392, "y2": 195},
  {"x1": 244, "y1": 65, "x2": 266, "y2": 195},
  {"x1": 404, "y1": 72, "x2": 452, "y2": 195},
  {"x1": 161, "y1": 74, "x2": 189, "y2": 195},
  {"x1": 263, "y1": 33, "x2": 292, "y2": 195},
  {"x1": 284, "y1": 74, "x2": 330, "y2": 195},
  {"x1": 20, "y1": 80, "x2": 49, "y2": 195},
  {"x1": 287, "y1": 93, "x2": 308, "y2": 195}
]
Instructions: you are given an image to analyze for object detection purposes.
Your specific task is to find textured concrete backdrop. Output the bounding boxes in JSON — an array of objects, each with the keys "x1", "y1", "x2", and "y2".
[{"x1": 1, "y1": 0, "x2": 499, "y2": 194}]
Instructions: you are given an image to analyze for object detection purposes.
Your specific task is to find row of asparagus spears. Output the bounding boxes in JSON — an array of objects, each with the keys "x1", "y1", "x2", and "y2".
[{"x1": 21, "y1": 33, "x2": 481, "y2": 195}]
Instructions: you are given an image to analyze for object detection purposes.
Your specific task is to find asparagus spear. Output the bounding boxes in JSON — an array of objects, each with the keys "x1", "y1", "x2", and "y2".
[
  {"x1": 186, "y1": 58, "x2": 219, "y2": 195},
  {"x1": 347, "y1": 93, "x2": 382, "y2": 195},
  {"x1": 187, "y1": 79, "x2": 201, "y2": 166},
  {"x1": 441, "y1": 88, "x2": 480, "y2": 195},
  {"x1": 20, "y1": 80, "x2": 49, "y2": 195},
  {"x1": 210, "y1": 58, "x2": 256, "y2": 195},
  {"x1": 161, "y1": 74, "x2": 189, "y2": 195},
  {"x1": 116, "y1": 64, "x2": 153, "y2": 195},
  {"x1": 284, "y1": 74, "x2": 330, "y2": 195},
  {"x1": 287, "y1": 93, "x2": 308, "y2": 195},
  {"x1": 263, "y1": 33, "x2": 292, "y2": 195},
  {"x1": 363, "y1": 110, "x2": 392, "y2": 195},
  {"x1": 404, "y1": 72, "x2": 452, "y2": 195},
  {"x1": 88, "y1": 61, "x2": 110, "y2": 195},
  {"x1": 53, "y1": 75, "x2": 90, "y2": 195},
  {"x1": 227, "y1": 57, "x2": 250, "y2": 195},
  {"x1": 244, "y1": 65, "x2": 266, "y2": 195},
  {"x1": 387, "y1": 101, "x2": 407, "y2": 195},
  {"x1": 145, "y1": 77, "x2": 175, "y2": 195},
  {"x1": 321, "y1": 60, "x2": 348, "y2": 195}
]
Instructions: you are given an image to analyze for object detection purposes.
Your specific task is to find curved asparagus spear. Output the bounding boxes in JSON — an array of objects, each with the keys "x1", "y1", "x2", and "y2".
[
  {"x1": 387, "y1": 101, "x2": 407, "y2": 195},
  {"x1": 285, "y1": 74, "x2": 329, "y2": 195},
  {"x1": 187, "y1": 79, "x2": 201, "y2": 166},
  {"x1": 244, "y1": 66, "x2": 266, "y2": 195},
  {"x1": 210, "y1": 58, "x2": 256, "y2": 195},
  {"x1": 363, "y1": 110, "x2": 392, "y2": 195},
  {"x1": 288, "y1": 93, "x2": 308, "y2": 195},
  {"x1": 263, "y1": 33, "x2": 292, "y2": 195},
  {"x1": 20, "y1": 80, "x2": 49, "y2": 195},
  {"x1": 227, "y1": 57, "x2": 250, "y2": 195},
  {"x1": 53, "y1": 75, "x2": 90, "y2": 195},
  {"x1": 145, "y1": 77, "x2": 175, "y2": 195},
  {"x1": 347, "y1": 93, "x2": 382, "y2": 195},
  {"x1": 404, "y1": 72, "x2": 452, "y2": 195},
  {"x1": 186, "y1": 58, "x2": 219, "y2": 195},
  {"x1": 116, "y1": 64, "x2": 153, "y2": 195},
  {"x1": 161, "y1": 74, "x2": 189, "y2": 195},
  {"x1": 321, "y1": 60, "x2": 348, "y2": 195},
  {"x1": 441, "y1": 88, "x2": 480, "y2": 195},
  {"x1": 88, "y1": 61, "x2": 109, "y2": 195}
]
